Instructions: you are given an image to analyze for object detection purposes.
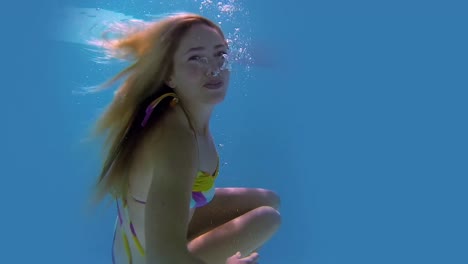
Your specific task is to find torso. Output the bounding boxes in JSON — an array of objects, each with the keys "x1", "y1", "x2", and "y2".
[{"x1": 119, "y1": 105, "x2": 219, "y2": 260}]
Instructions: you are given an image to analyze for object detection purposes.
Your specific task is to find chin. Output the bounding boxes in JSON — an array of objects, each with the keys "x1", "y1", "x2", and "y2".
[
  {"x1": 206, "y1": 94, "x2": 226, "y2": 105},
  {"x1": 203, "y1": 90, "x2": 227, "y2": 105}
]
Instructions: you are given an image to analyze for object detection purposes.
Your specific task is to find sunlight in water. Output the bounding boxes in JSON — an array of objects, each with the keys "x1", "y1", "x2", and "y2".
[{"x1": 51, "y1": 1, "x2": 254, "y2": 69}]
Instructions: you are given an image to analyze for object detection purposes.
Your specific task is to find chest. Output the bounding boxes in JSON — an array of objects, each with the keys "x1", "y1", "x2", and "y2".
[{"x1": 195, "y1": 136, "x2": 219, "y2": 174}]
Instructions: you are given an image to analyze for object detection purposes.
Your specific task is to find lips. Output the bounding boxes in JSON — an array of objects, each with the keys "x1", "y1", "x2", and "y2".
[{"x1": 204, "y1": 80, "x2": 224, "y2": 89}]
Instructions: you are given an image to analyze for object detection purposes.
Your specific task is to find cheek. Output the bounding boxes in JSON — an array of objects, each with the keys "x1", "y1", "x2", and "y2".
[{"x1": 184, "y1": 63, "x2": 206, "y2": 79}]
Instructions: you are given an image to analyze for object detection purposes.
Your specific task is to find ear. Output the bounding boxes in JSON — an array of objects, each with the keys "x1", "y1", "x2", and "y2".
[{"x1": 165, "y1": 76, "x2": 176, "y2": 89}]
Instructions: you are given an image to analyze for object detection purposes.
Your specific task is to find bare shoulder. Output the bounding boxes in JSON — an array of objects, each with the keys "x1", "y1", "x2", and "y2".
[
  {"x1": 146, "y1": 106, "x2": 198, "y2": 162},
  {"x1": 129, "y1": 106, "x2": 197, "y2": 187},
  {"x1": 144, "y1": 106, "x2": 200, "y2": 189}
]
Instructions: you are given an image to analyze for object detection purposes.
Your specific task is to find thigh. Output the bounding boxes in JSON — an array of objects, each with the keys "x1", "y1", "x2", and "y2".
[{"x1": 187, "y1": 187, "x2": 280, "y2": 240}]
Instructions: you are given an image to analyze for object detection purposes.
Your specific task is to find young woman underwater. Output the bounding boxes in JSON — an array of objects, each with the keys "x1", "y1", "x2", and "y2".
[{"x1": 89, "y1": 13, "x2": 281, "y2": 264}]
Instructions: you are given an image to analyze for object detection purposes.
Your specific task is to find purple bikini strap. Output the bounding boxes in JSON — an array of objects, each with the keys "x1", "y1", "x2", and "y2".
[{"x1": 141, "y1": 92, "x2": 178, "y2": 127}]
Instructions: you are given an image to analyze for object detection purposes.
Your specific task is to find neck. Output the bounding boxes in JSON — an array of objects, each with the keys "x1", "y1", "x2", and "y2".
[{"x1": 177, "y1": 101, "x2": 214, "y2": 137}]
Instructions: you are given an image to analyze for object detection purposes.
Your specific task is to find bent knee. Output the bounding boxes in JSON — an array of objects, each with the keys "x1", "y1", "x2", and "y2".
[
  {"x1": 259, "y1": 189, "x2": 281, "y2": 210},
  {"x1": 269, "y1": 190, "x2": 281, "y2": 210},
  {"x1": 253, "y1": 206, "x2": 281, "y2": 230}
]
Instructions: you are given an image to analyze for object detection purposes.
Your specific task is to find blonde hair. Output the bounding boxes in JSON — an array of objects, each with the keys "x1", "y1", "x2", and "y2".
[{"x1": 89, "y1": 13, "x2": 226, "y2": 205}]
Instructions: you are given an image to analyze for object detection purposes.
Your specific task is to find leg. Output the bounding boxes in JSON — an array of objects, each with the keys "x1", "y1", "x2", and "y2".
[
  {"x1": 186, "y1": 188, "x2": 281, "y2": 263},
  {"x1": 187, "y1": 187, "x2": 281, "y2": 240},
  {"x1": 187, "y1": 206, "x2": 281, "y2": 264}
]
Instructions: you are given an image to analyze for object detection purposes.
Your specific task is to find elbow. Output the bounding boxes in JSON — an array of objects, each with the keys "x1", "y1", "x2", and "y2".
[
  {"x1": 145, "y1": 240, "x2": 192, "y2": 264},
  {"x1": 147, "y1": 251, "x2": 202, "y2": 264},
  {"x1": 146, "y1": 243, "x2": 208, "y2": 264}
]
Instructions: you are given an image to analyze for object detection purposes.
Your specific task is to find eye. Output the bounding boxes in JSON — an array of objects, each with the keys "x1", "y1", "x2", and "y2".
[
  {"x1": 188, "y1": 55, "x2": 210, "y2": 65},
  {"x1": 188, "y1": 55, "x2": 202, "y2": 61}
]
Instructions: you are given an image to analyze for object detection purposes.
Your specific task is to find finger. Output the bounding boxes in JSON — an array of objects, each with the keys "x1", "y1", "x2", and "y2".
[
  {"x1": 247, "y1": 252, "x2": 260, "y2": 262},
  {"x1": 248, "y1": 252, "x2": 260, "y2": 259}
]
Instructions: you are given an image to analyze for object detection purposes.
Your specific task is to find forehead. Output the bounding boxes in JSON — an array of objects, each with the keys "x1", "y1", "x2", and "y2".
[{"x1": 176, "y1": 24, "x2": 225, "y2": 52}]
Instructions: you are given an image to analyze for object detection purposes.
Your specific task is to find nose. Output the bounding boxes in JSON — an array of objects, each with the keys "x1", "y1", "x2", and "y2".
[
  {"x1": 205, "y1": 59, "x2": 222, "y2": 77},
  {"x1": 206, "y1": 69, "x2": 220, "y2": 77}
]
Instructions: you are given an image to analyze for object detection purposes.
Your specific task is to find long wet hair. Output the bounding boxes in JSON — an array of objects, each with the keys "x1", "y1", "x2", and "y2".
[{"x1": 88, "y1": 13, "x2": 226, "y2": 205}]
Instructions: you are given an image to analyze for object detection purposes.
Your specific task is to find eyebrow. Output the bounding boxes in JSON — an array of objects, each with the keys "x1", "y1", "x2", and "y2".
[{"x1": 184, "y1": 44, "x2": 227, "y2": 54}]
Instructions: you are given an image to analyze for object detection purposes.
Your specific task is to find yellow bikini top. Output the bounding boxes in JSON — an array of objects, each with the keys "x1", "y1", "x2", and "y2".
[{"x1": 193, "y1": 157, "x2": 220, "y2": 192}]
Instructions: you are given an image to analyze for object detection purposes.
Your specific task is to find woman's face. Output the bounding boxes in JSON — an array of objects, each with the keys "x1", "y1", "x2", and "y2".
[{"x1": 167, "y1": 23, "x2": 230, "y2": 105}]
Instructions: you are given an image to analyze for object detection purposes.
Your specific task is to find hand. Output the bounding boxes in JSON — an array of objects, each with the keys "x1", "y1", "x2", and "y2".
[{"x1": 225, "y1": 251, "x2": 260, "y2": 264}]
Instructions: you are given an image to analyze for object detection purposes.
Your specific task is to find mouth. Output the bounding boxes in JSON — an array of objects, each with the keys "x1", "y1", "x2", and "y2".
[{"x1": 204, "y1": 80, "x2": 224, "y2": 90}]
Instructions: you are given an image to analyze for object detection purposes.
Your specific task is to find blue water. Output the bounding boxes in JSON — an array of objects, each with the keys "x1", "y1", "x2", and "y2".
[{"x1": 2, "y1": 0, "x2": 467, "y2": 263}]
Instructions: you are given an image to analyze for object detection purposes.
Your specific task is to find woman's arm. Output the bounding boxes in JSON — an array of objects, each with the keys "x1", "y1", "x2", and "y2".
[{"x1": 144, "y1": 125, "x2": 207, "y2": 264}]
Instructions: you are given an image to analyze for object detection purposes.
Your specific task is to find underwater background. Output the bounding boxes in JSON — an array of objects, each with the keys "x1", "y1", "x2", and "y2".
[{"x1": 1, "y1": 0, "x2": 467, "y2": 263}]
